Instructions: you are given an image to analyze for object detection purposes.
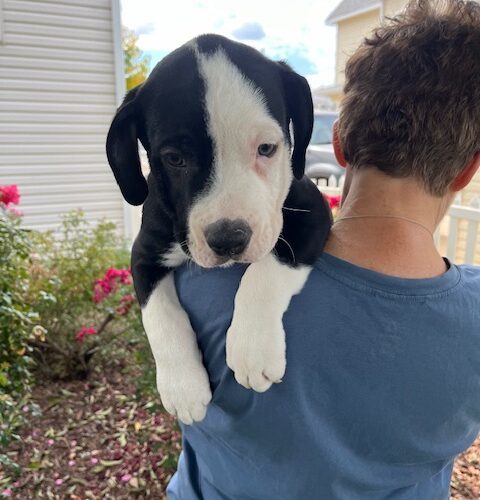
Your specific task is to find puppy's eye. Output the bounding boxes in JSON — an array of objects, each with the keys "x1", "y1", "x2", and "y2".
[
  {"x1": 163, "y1": 152, "x2": 186, "y2": 168},
  {"x1": 257, "y1": 143, "x2": 277, "y2": 157}
]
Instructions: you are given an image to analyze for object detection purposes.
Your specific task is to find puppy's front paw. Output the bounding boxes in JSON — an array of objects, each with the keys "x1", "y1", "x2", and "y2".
[
  {"x1": 226, "y1": 320, "x2": 286, "y2": 392},
  {"x1": 156, "y1": 361, "x2": 212, "y2": 425}
]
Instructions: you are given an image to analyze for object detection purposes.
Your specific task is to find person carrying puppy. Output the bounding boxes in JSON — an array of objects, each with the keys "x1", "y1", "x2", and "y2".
[{"x1": 168, "y1": 1, "x2": 480, "y2": 498}]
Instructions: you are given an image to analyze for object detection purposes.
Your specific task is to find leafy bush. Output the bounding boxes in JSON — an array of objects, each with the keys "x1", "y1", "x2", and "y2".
[
  {"x1": 0, "y1": 184, "x2": 156, "y2": 465},
  {"x1": 26, "y1": 211, "x2": 144, "y2": 380},
  {"x1": 0, "y1": 190, "x2": 37, "y2": 451}
]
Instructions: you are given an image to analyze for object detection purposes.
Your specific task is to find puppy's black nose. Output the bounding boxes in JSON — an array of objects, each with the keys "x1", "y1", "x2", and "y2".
[{"x1": 204, "y1": 219, "x2": 252, "y2": 258}]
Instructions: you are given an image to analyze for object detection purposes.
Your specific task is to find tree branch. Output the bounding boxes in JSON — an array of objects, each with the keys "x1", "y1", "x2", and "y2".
[{"x1": 28, "y1": 338, "x2": 70, "y2": 358}]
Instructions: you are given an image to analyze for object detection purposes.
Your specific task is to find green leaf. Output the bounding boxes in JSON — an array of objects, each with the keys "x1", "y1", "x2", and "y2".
[
  {"x1": 0, "y1": 453, "x2": 21, "y2": 475},
  {"x1": 0, "y1": 373, "x2": 9, "y2": 387}
]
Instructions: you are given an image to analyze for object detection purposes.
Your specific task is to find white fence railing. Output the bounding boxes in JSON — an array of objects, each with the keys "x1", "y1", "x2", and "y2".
[{"x1": 446, "y1": 205, "x2": 480, "y2": 264}]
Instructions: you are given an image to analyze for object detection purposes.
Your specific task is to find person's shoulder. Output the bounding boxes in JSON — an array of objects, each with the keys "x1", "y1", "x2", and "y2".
[
  {"x1": 457, "y1": 263, "x2": 480, "y2": 274},
  {"x1": 453, "y1": 264, "x2": 480, "y2": 336},
  {"x1": 457, "y1": 263, "x2": 480, "y2": 288}
]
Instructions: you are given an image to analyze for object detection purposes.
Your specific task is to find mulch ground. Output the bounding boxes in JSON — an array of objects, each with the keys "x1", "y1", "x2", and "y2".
[
  {"x1": 451, "y1": 443, "x2": 480, "y2": 499},
  {"x1": 1, "y1": 362, "x2": 181, "y2": 499},
  {"x1": 1, "y1": 364, "x2": 479, "y2": 499}
]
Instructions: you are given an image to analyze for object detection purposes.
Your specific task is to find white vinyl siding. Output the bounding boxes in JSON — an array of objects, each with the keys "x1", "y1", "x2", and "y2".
[
  {"x1": 0, "y1": 0, "x2": 125, "y2": 234},
  {"x1": 0, "y1": 1, "x2": 4, "y2": 44}
]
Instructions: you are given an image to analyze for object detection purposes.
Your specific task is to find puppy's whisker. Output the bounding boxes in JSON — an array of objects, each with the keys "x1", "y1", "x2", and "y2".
[
  {"x1": 282, "y1": 206, "x2": 311, "y2": 213},
  {"x1": 278, "y1": 235, "x2": 296, "y2": 264}
]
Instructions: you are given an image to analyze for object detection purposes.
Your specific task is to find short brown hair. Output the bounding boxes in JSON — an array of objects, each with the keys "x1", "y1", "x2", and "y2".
[{"x1": 339, "y1": 0, "x2": 480, "y2": 195}]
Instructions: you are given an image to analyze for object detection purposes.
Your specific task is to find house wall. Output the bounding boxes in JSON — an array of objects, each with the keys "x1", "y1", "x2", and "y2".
[
  {"x1": 335, "y1": 8, "x2": 381, "y2": 88},
  {"x1": 0, "y1": 0, "x2": 126, "y2": 234},
  {"x1": 383, "y1": 0, "x2": 407, "y2": 16}
]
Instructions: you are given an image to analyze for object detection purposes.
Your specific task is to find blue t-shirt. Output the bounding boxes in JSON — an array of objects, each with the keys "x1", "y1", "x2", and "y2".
[{"x1": 167, "y1": 253, "x2": 480, "y2": 500}]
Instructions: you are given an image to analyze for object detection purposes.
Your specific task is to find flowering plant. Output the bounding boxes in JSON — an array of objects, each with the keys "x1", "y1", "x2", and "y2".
[
  {"x1": 75, "y1": 326, "x2": 97, "y2": 342},
  {"x1": 26, "y1": 211, "x2": 143, "y2": 380},
  {"x1": 0, "y1": 184, "x2": 23, "y2": 218},
  {"x1": 0, "y1": 184, "x2": 20, "y2": 206},
  {"x1": 73, "y1": 267, "x2": 137, "y2": 346},
  {"x1": 0, "y1": 185, "x2": 37, "y2": 451},
  {"x1": 93, "y1": 268, "x2": 132, "y2": 304}
]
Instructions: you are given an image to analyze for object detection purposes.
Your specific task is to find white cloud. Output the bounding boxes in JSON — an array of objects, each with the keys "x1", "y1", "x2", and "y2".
[{"x1": 120, "y1": 0, "x2": 337, "y2": 88}]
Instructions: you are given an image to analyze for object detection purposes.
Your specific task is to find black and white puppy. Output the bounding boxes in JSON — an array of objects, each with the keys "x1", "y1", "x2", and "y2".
[{"x1": 106, "y1": 34, "x2": 332, "y2": 425}]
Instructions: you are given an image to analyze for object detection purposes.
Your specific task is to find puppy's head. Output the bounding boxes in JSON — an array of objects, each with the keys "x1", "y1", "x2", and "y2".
[{"x1": 107, "y1": 34, "x2": 313, "y2": 267}]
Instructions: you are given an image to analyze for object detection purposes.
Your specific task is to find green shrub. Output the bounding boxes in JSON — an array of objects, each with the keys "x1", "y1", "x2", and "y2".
[
  {"x1": 0, "y1": 206, "x2": 37, "y2": 450},
  {"x1": 26, "y1": 211, "x2": 144, "y2": 380}
]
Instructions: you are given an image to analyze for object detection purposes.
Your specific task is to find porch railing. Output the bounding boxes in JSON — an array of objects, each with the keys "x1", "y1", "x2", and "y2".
[{"x1": 446, "y1": 205, "x2": 480, "y2": 265}]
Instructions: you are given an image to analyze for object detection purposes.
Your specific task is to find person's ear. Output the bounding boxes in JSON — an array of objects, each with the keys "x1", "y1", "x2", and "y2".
[
  {"x1": 333, "y1": 120, "x2": 347, "y2": 168},
  {"x1": 451, "y1": 152, "x2": 480, "y2": 192}
]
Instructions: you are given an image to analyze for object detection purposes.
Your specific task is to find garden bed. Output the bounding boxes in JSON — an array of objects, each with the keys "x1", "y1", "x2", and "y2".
[
  {"x1": 1, "y1": 361, "x2": 479, "y2": 499},
  {"x1": 0, "y1": 360, "x2": 180, "y2": 499}
]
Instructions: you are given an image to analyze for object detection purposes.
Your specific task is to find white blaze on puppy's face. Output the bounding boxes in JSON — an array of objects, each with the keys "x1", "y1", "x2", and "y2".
[{"x1": 187, "y1": 47, "x2": 293, "y2": 267}]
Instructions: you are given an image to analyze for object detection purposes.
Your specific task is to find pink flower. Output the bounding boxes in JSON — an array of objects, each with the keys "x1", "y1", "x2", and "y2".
[
  {"x1": 324, "y1": 193, "x2": 342, "y2": 209},
  {"x1": 8, "y1": 207, "x2": 23, "y2": 217},
  {"x1": 105, "y1": 268, "x2": 132, "y2": 285},
  {"x1": 75, "y1": 326, "x2": 97, "y2": 342},
  {"x1": 68, "y1": 460, "x2": 76, "y2": 466},
  {"x1": 116, "y1": 294, "x2": 136, "y2": 316},
  {"x1": 1, "y1": 489, "x2": 12, "y2": 497},
  {"x1": 47, "y1": 438, "x2": 54, "y2": 446},
  {"x1": 0, "y1": 185, "x2": 20, "y2": 207},
  {"x1": 54, "y1": 479, "x2": 63, "y2": 486},
  {"x1": 121, "y1": 473, "x2": 132, "y2": 482},
  {"x1": 93, "y1": 268, "x2": 132, "y2": 303},
  {"x1": 90, "y1": 457, "x2": 98, "y2": 465}
]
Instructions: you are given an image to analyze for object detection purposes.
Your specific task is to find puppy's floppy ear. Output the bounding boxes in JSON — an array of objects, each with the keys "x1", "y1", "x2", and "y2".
[
  {"x1": 278, "y1": 62, "x2": 314, "y2": 180},
  {"x1": 106, "y1": 85, "x2": 148, "y2": 206}
]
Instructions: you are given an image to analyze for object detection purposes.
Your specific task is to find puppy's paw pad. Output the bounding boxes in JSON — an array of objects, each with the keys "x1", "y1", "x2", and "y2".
[
  {"x1": 226, "y1": 323, "x2": 286, "y2": 393},
  {"x1": 157, "y1": 366, "x2": 212, "y2": 425}
]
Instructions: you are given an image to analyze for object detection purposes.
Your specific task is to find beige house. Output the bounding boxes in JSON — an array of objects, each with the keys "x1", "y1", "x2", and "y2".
[{"x1": 317, "y1": 0, "x2": 407, "y2": 105}]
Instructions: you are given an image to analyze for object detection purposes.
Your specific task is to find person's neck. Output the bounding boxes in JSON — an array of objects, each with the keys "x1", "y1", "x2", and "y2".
[{"x1": 324, "y1": 168, "x2": 451, "y2": 278}]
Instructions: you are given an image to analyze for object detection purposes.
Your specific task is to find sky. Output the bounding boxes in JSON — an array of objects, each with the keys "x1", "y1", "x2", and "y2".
[{"x1": 120, "y1": 0, "x2": 338, "y2": 90}]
